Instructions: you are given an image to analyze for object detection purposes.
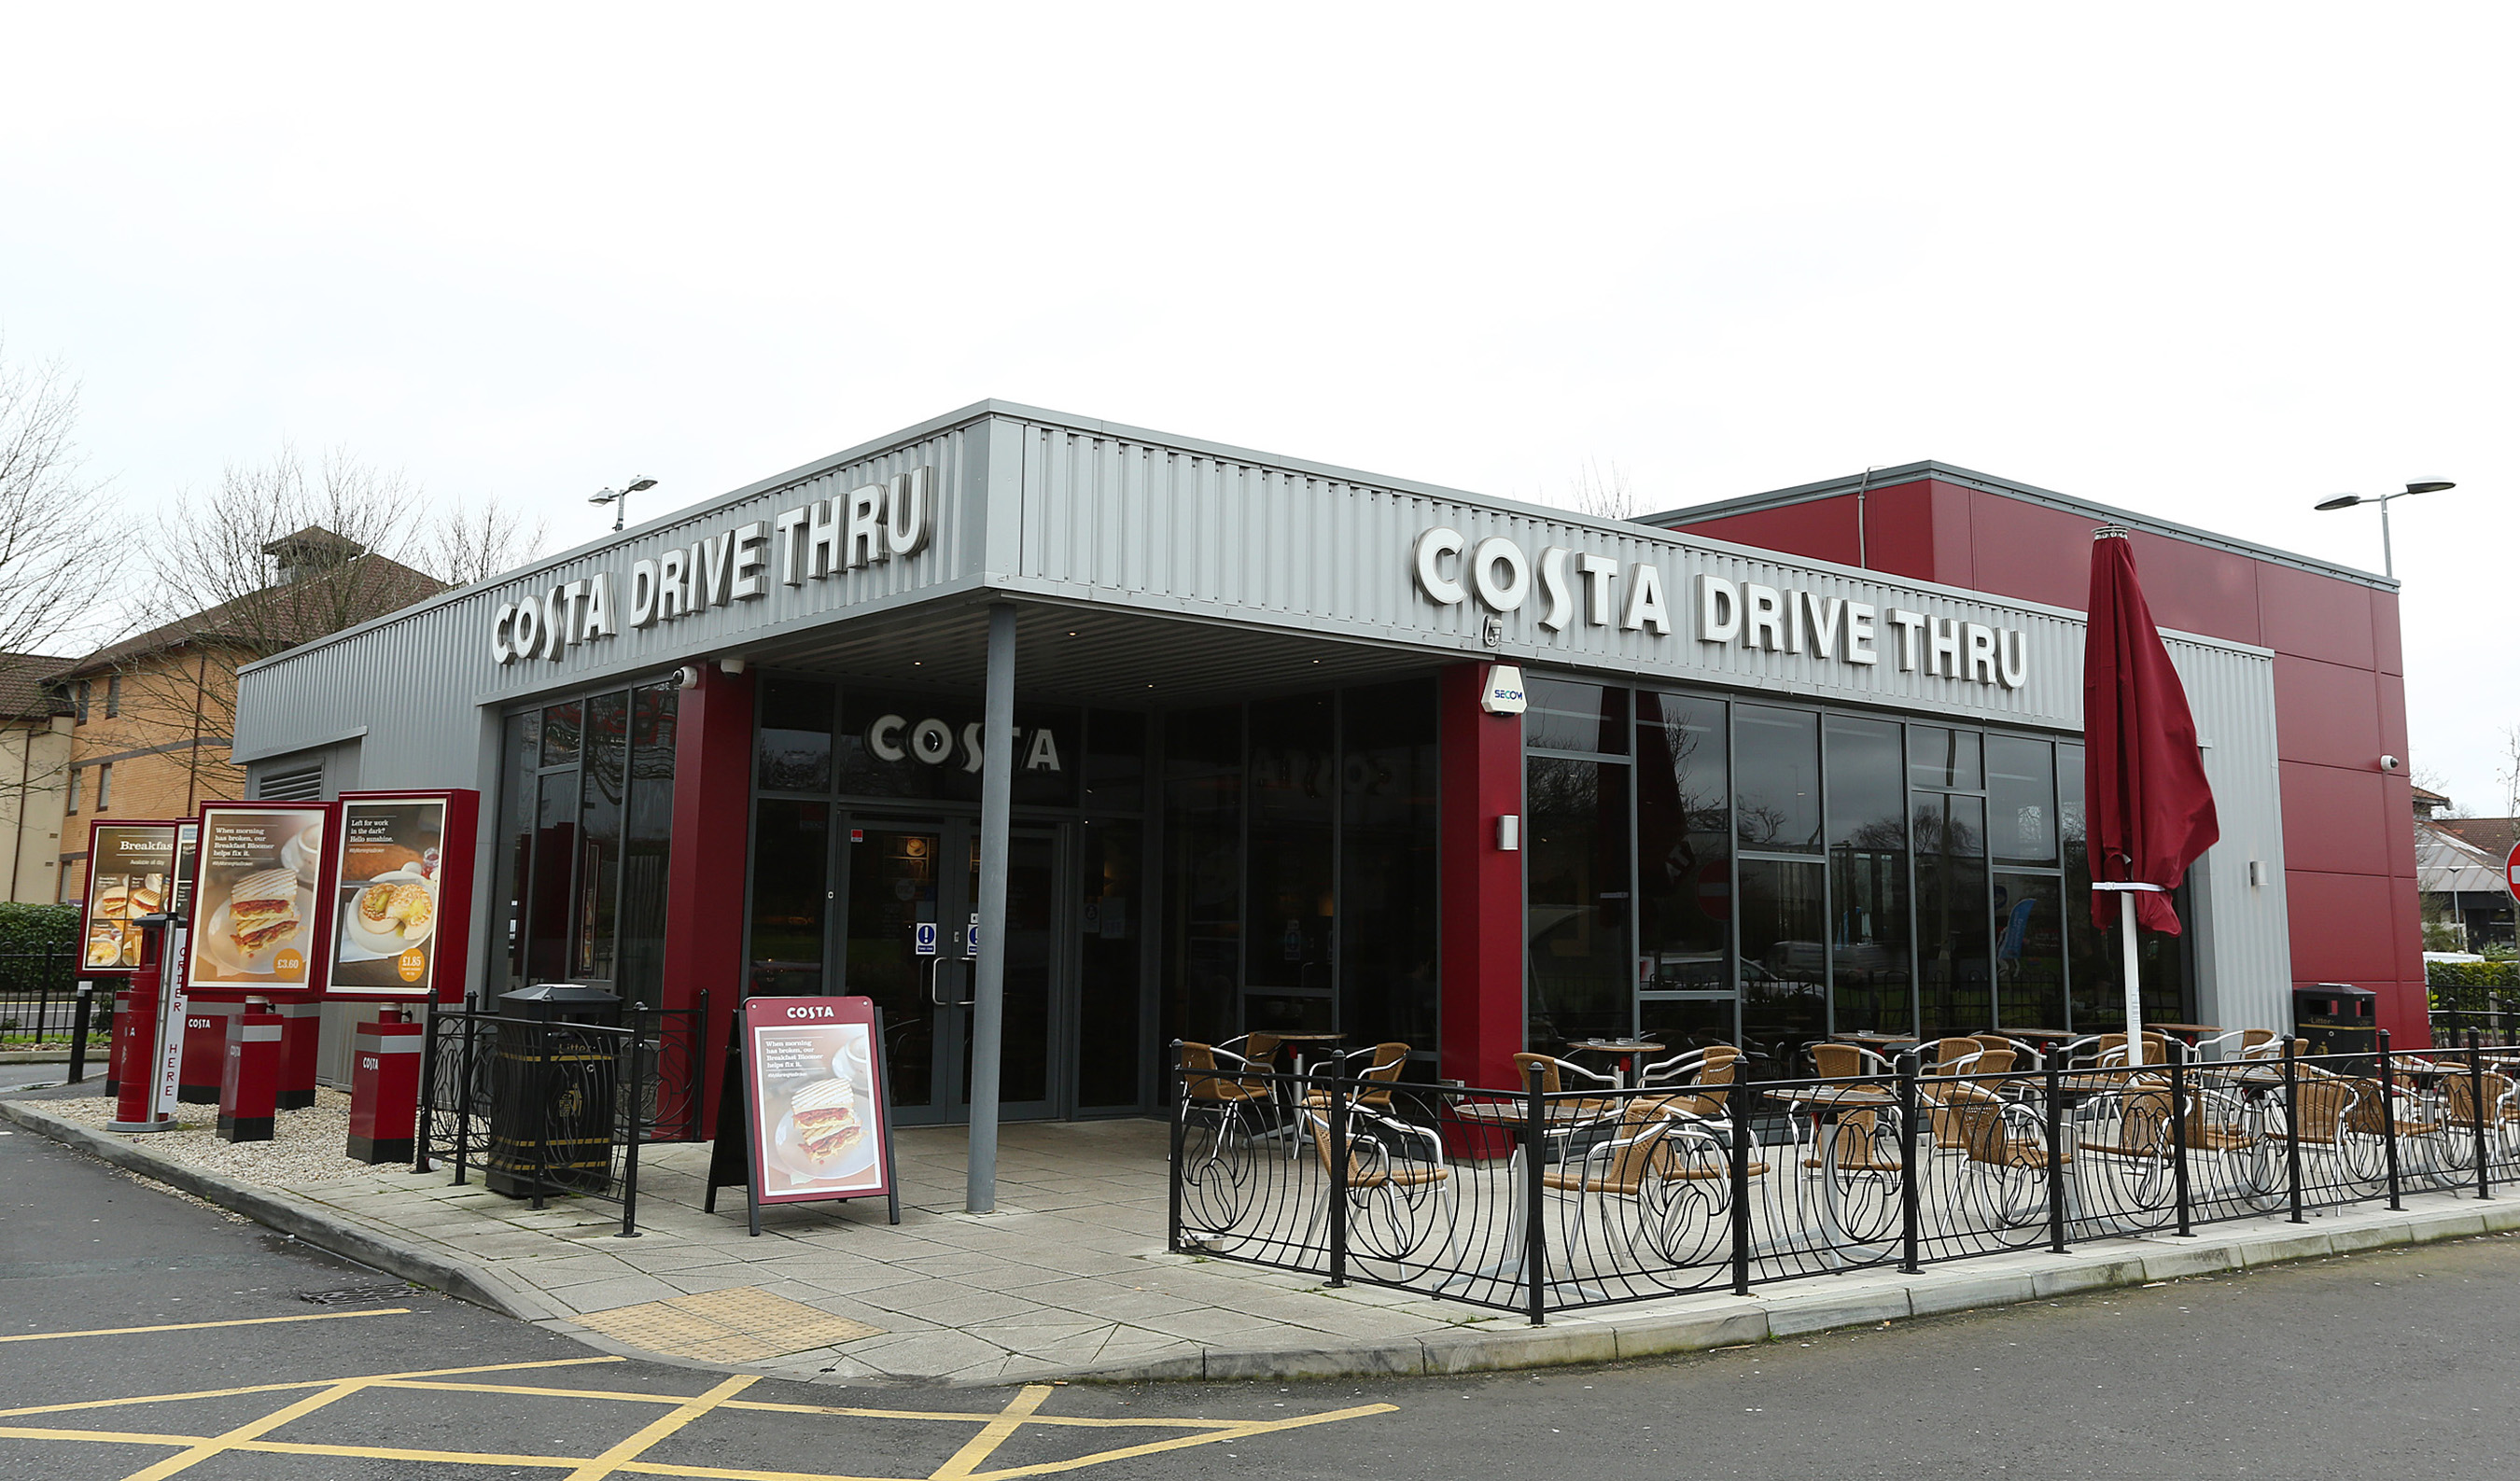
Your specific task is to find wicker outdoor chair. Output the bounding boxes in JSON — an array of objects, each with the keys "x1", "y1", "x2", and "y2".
[
  {"x1": 1544, "y1": 1094, "x2": 1770, "y2": 1267},
  {"x1": 1640, "y1": 1043, "x2": 1743, "y2": 1121},
  {"x1": 1295, "y1": 1092, "x2": 1454, "y2": 1265},
  {"x1": 1338, "y1": 1041, "x2": 1415, "y2": 1111},
  {"x1": 1952, "y1": 1098, "x2": 2070, "y2": 1231}
]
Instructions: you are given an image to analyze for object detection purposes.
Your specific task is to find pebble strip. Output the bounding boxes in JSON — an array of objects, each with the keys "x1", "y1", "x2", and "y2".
[{"x1": 46, "y1": 1091, "x2": 380, "y2": 1188}]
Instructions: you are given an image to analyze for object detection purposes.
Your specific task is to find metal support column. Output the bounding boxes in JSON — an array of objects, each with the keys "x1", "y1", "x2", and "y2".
[{"x1": 968, "y1": 602, "x2": 1017, "y2": 1214}]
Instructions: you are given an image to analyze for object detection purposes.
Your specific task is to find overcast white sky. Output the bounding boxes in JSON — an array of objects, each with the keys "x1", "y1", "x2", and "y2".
[{"x1": 4, "y1": 5, "x2": 2513, "y2": 804}]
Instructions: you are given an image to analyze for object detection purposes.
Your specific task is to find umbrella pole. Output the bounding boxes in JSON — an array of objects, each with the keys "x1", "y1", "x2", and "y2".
[{"x1": 2120, "y1": 890, "x2": 2145, "y2": 1069}]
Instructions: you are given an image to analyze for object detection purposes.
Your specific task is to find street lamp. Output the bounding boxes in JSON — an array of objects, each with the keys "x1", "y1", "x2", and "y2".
[
  {"x1": 2312, "y1": 479, "x2": 2456, "y2": 580},
  {"x1": 588, "y1": 477, "x2": 658, "y2": 533}
]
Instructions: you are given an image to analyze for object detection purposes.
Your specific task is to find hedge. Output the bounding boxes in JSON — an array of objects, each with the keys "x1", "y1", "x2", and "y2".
[
  {"x1": 2429, "y1": 957, "x2": 2520, "y2": 1015},
  {"x1": 0, "y1": 902, "x2": 77, "y2": 996}
]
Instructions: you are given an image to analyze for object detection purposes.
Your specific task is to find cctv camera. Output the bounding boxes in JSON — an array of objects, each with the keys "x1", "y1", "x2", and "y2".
[{"x1": 2379, "y1": 755, "x2": 2401, "y2": 773}]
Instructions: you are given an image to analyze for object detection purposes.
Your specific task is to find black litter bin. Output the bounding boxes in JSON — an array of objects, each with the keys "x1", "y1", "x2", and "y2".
[
  {"x1": 2294, "y1": 983, "x2": 2378, "y2": 1071},
  {"x1": 485, "y1": 983, "x2": 622, "y2": 1198}
]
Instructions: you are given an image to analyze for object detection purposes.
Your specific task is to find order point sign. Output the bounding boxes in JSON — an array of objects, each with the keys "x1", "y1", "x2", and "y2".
[{"x1": 2506, "y1": 842, "x2": 2520, "y2": 907}]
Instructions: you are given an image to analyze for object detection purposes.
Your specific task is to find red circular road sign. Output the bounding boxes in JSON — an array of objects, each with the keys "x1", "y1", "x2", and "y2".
[{"x1": 2507, "y1": 842, "x2": 2520, "y2": 907}]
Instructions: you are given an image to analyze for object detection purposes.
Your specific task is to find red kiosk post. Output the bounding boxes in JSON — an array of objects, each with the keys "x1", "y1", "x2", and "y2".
[
  {"x1": 347, "y1": 1007, "x2": 425, "y2": 1164},
  {"x1": 105, "y1": 921, "x2": 174, "y2": 1133},
  {"x1": 217, "y1": 999, "x2": 283, "y2": 1141},
  {"x1": 179, "y1": 1000, "x2": 242, "y2": 1103}
]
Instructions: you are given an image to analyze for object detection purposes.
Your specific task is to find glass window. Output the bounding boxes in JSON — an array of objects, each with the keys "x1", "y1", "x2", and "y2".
[
  {"x1": 1738, "y1": 858, "x2": 1827, "y2": 1077},
  {"x1": 1735, "y1": 705, "x2": 1821, "y2": 853},
  {"x1": 1084, "y1": 709, "x2": 1147, "y2": 816},
  {"x1": 1636, "y1": 692, "x2": 1730, "y2": 991},
  {"x1": 749, "y1": 800, "x2": 829, "y2": 998},
  {"x1": 1987, "y1": 735, "x2": 2058, "y2": 865},
  {"x1": 1993, "y1": 872, "x2": 2066, "y2": 1030},
  {"x1": 528, "y1": 771, "x2": 577, "y2": 985},
  {"x1": 2059, "y1": 740, "x2": 2192, "y2": 1028},
  {"x1": 1827, "y1": 717, "x2": 1911, "y2": 1035},
  {"x1": 540, "y1": 700, "x2": 582, "y2": 767},
  {"x1": 1525, "y1": 677, "x2": 1628, "y2": 755},
  {"x1": 833, "y1": 688, "x2": 1080, "y2": 806},
  {"x1": 1245, "y1": 695, "x2": 1334, "y2": 997},
  {"x1": 618, "y1": 684, "x2": 678, "y2": 1007},
  {"x1": 1909, "y1": 725, "x2": 1981, "y2": 790},
  {"x1": 1161, "y1": 705, "x2": 1243, "y2": 1052},
  {"x1": 1078, "y1": 820, "x2": 1143, "y2": 1109},
  {"x1": 1526, "y1": 756, "x2": 1631, "y2": 1052},
  {"x1": 1915, "y1": 792, "x2": 1991, "y2": 1037},
  {"x1": 496, "y1": 710, "x2": 539, "y2": 990},
  {"x1": 1338, "y1": 679, "x2": 1440, "y2": 1058},
  {"x1": 757, "y1": 677, "x2": 834, "y2": 793},
  {"x1": 575, "y1": 691, "x2": 628, "y2": 981}
]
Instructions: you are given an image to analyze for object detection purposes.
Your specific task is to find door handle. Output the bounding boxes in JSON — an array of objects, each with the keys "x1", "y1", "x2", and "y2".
[{"x1": 927, "y1": 959, "x2": 974, "y2": 1009}]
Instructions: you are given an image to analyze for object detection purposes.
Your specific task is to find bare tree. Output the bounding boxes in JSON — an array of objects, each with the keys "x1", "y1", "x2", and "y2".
[
  {"x1": 0, "y1": 345, "x2": 120, "y2": 655},
  {"x1": 107, "y1": 444, "x2": 541, "y2": 771},
  {"x1": 1562, "y1": 458, "x2": 1640, "y2": 522}
]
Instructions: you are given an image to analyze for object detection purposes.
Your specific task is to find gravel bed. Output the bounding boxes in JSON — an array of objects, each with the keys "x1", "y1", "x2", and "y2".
[{"x1": 37, "y1": 1090, "x2": 391, "y2": 1189}]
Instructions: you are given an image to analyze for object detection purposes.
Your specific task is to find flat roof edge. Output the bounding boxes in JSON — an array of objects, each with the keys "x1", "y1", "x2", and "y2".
[{"x1": 1640, "y1": 459, "x2": 2398, "y2": 593}]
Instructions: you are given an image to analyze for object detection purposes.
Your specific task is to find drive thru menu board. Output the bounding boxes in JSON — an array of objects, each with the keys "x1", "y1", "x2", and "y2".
[
  {"x1": 184, "y1": 803, "x2": 331, "y2": 993},
  {"x1": 80, "y1": 820, "x2": 178, "y2": 971},
  {"x1": 738, "y1": 996, "x2": 898, "y2": 1220},
  {"x1": 326, "y1": 789, "x2": 477, "y2": 1000}
]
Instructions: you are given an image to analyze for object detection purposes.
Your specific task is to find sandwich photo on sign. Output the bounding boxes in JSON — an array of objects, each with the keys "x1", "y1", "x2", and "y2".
[
  {"x1": 747, "y1": 1005, "x2": 890, "y2": 1200},
  {"x1": 187, "y1": 804, "x2": 328, "y2": 990},
  {"x1": 80, "y1": 822, "x2": 178, "y2": 971},
  {"x1": 328, "y1": 797, "x2": 447, "y2": 993}
]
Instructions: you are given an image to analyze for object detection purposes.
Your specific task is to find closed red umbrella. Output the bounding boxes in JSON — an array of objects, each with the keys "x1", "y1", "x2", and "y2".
[{"x1": 2084, "y1": 527, "x2": 2219, "y2": 1066}]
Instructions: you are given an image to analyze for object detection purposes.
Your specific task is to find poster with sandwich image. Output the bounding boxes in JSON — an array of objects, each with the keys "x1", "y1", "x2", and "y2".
[
  {"x1": 184, "y1": 802, "x2": 333, "y2": 994},
  {"x1": 743, "y1": 995, "x2": 897, "y2": 1207},
  {"x1": 80, "y1": 820, "x2": 179, "y2": 971},
  {"x1": 325, "y1": 789, "x2": 477, "y2": 1000}
]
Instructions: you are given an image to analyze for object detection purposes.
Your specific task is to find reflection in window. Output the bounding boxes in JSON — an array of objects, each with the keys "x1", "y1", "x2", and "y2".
[
  {"x1": 576, "y1": 690, "x2": 628, "y2": 981},
  {"x1": 1916, "y1": 793, "x2": 1990, "y2": 1036},
  {"x1": 619, "y1": 686, "x2": 678, "y2": 1007},
  {"x1": 1525, "y1": 678, "x2": 1629, "y2": 755},
  {"x1": 757, "y1": 678, "x2": 834, "y2": 792},
  {"x1": 1994, "y1": 872, "x2": 2066, "y2": 1028},
  {"x1": 1338, "y1": 680, "x2": 1439, "y2": 1057},
  {"x1": 1161, "y1": 706, "x2": 1242, "y2": 1051},
  {"x1": 1078, "y1": 820, "x2": 1142, "y2": 1109},
  {"x1": 1526, "y1": 756, "x2": 1631, "y2": 1052},
  {"x1": 1738, "y1": 858, "x2": 1827, "y2": 1077},
  {"x1": 1910, "y1": 726, "x2": 1981, "y2": 790},
  {"x1": 1637, "y1": 692, "x2": 1730, "y2": 990},
  {"x1": 1245, "y1": 696, "x2": 1334, "y2": 1010},
  {"x1": 2060, "y1": 741, "x2": 2191, "y2": 1027},
  {"x1": 1988, "y1": 735, "x2": 2057, "y2": 865},
  {"x1": 749, "y1": 801, "x2": 829, "y2": 998},
  {"x1": 1735, "y1": 706, "x2": 1821, "y2": 852},
  {"x1": 1827, "y1": 717, "x2": 1911, "y2": 1034}
]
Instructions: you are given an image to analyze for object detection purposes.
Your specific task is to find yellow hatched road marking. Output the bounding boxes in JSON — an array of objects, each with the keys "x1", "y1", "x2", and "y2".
[
  {"x1": 117, "y1": 1377, "x2": 371, "y2": 1481},
  {"x1": 927, "y1": 1385, "x2": 1054, "y2": 1479},
  {"x1": 0, "y1": 1308, "x2": 409, "y2": 1344},
  {"x1": 964, "y1": 1402, "x2": 1401, "y2": 1480},
  {"x1": 562, "y1": 1374, "x2": 761, "y2": 1481},
  {"x1": 0, "y1": 1354, "x2": 623, "y2": 1420}
]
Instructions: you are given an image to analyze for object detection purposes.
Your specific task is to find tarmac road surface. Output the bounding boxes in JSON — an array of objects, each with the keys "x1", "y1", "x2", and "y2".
[{"x1": 3, "y1": 1119, "x2": 2516, "y2": 1480}]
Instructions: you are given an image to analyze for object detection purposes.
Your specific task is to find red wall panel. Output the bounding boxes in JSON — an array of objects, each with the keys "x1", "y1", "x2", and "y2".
[
  {"x1": 2270, "y1": 657, "x2": 2381, "y2": 770},
  {"x1": 1956, "y1": 489, "x2": 2088, "y2": 610},
  {"x1": 664, "y1": 664, "x2": 756, "y2": 1135},
  {"x1": 1682, "y1": 500, "x2": 1863, "y2": 567},
  {"x1": 2124, "y1": 532, "x2": 2261, "y2": 646},
  {"x1": 2257, "y1": 561, "x2": 2377, "y2": 668},
  {"x1": 2373, "y1": 589, "x2": 2403, "y2": 677},
  {"x1": 1860, "y1": 482, "x2": 1939, "y2": 581},
  {"x1": 2284, "y1": 870, "x2": 2405, "y2": 984},
  {"x1": 2276, "y1": 761, "x2": 2396, "y2": 877}
]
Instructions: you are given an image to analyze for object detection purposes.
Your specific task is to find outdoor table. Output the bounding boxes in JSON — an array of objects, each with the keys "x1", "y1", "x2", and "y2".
[
  {"x1": 1269, "y1": 1031, "x2": 1348, "y2": 1076},
  {"x1": 1830, "y1": 1032, "x2": 1920, "y2": 1050},
  {"x1": 1253, "y1": 1033, "x2": 1346, "y2": 1155},
  {"x1": 1995, "y1": 1027, "x2": 2075, "y2": 1048},
  {"x1": 1568, "y1": 1038, "x2": 1664, "y2": 1089},
  {"x1": 2149, "y1": 1023, "x2": 2221, "y2": 1047},
  {"x1": 1438, "y1": 1097, "x2": 1624, "y2": 1301},
  {"x1": 1768, "y1": 1084, "x2": 1899, "y2": 1266}
]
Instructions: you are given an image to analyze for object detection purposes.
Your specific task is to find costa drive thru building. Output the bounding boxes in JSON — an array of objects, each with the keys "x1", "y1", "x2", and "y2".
[{"x1": 230, "y1": 401, "x2": 2422, "y2": 1125}]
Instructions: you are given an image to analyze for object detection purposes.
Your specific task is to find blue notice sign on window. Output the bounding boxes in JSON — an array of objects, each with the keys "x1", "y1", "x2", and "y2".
[{"x1": 914, "y1": 922, "x2": 938, "y2": 957}]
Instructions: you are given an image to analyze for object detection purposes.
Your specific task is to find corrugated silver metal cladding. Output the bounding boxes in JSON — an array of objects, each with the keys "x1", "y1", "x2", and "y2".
[
  {"x1": 2175, "y1": 638, "x2": 2296, "y2": 1031},
  {"x1": 1005, "y1": 416, "x2": 2091, "y2": 731}
]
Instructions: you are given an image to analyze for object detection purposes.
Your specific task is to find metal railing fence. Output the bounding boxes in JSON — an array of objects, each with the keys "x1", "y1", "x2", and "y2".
[
  {"x1": 413, "y1": 996, "x2": 706, "y2": 1237},
  {"x1": 1170, "y1": 1030, "x2": 2520, "y2": 1323},
  {"x1": 0, "y1": 953, "x2": 82, "y2": 1048}
]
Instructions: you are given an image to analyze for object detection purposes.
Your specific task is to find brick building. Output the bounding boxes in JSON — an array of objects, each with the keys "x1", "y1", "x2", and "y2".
[{"x1": 54, "y1": 527, "x2": 441, "y2": 901}]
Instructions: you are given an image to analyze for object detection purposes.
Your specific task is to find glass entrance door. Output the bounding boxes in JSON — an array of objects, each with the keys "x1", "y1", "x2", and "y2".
[{"x1": 840, "y1": 818, "x2": 1059, "y2": 1125}]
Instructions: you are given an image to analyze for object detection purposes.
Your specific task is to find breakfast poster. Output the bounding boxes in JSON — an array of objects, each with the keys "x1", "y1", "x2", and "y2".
[
  {"x1": 743, "y1": 996, "x2": 895, "y2": 1204},
  {"x1": 80, "y1": 820, "x2": 178, "y2": 971},
  {"x1": 328, "y1": 797, "x2": 446, "y2": 995},
  {"x1": 185, "y1": 803, "x2": 330, "y2": 993}
]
